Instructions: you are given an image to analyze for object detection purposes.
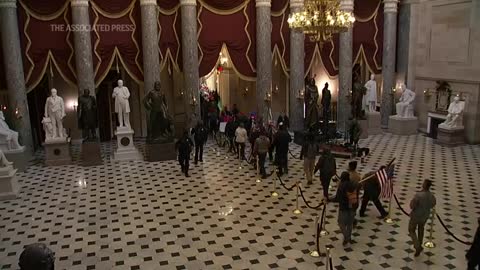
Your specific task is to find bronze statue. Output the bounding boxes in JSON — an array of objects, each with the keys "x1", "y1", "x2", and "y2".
[
  {"x1": 143, "y1": 81, "x2": 174, "y2": 143},
  {"x1": 321, "y1": 83, "x2": 331, "y2": 123},
  {"x1": 304, "y1": 76, "x2": 319, "y2": 129},
  {"x1": 77, "y1": 89, "x2": 97, "y2": 142},
  {"x1": 351, "y1": 77, "x2": 366, "y2": 119}
]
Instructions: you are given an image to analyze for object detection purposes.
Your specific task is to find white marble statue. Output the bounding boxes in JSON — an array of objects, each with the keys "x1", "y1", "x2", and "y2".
[
  {"x1": 364, "y1": 74, "x2": 377, "y2": 112},
  {"x1": 112, "y1": 80, "x2": 131, "y2": 128},
  {"x1": 0, "y1": 111, "x2": 21, "y2": 151},
  {"x1": 439, "y1": 96, "x2": 465, "y2": 129},
  {"x1": 395, "y1": 84, "x2": 416, "y2": 118},
  {"x1": 0, "y1": 149, "x2": 12, "y2": 167},
  {"x1": 44, "y1": 88, "x2": 66, "y2": 140}
]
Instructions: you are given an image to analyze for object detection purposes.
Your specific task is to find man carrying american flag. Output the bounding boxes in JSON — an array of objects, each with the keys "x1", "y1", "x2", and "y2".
[{"x1": 377, "y1": 163, "x2": 395, "y2": 199}]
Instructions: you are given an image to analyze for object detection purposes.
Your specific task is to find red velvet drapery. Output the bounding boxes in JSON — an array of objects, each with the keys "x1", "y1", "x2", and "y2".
[
  {"x1": 158, "y1": 0, "x2": 182, "y2": 71},
  {"x1": 18, "y1": 0, "x2": 76, "y2": 91},
  {"x1": 271, "y1": 0, "x2": 290, "y2": 74},
  {"x1": 0, "y1": 43, "x2": 6, "y2": 90},
  {"x1": 197, "y1": 0, "x2": 256, "y2": 80},
  {"x1": 303, "y1": 0, "x2": 383, "y2": 76},
  {"x1": 90, "y1": 0, "x2": 143, "y2": 86}
]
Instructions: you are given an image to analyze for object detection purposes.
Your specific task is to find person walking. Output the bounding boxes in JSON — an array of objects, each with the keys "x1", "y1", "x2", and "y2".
[
  {"x1": 226, "y1": 118, "x2": 237, "y2": 154},
  {"x1": 330, "y1": 171, "x2": 359, "y2": 246},
  {"x1": 359, "y1": 169, "x2": 389, "y2": 219},
  {"x1": 467, "y1": 217, "x2": 480, "y2": 269},
  {"x1": 300, "y1": 132, "x2": 318, "y2": 185},
  {"x1": 235, "y1": 123, "x2": 248, "y2": 160},
  {"x1": 314, "y1": 148, "x2": 337, "y2": 198},
  {"x1": 409, "y1": 179, "x2": 436, "y2": 257},
  {"x1": 176, "y1": 131, "x2": 194, "y2": 177},
  {"x1": 191, "y1": 121, "x2": 208, "y2": 164},
  {"x1": 273, "y1": 123, "x2": 291, "y2": 176},
  {"x1": 253, "y1": 129, "x2": 270, "y2": 178}
]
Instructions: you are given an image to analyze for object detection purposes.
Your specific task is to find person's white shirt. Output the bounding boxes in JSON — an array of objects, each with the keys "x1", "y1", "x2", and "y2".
[{"x1": 235, "y1": 127, "x2": 248, "y2": 143}]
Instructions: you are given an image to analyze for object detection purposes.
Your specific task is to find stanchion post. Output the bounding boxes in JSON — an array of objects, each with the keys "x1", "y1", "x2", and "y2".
[
  {"x1": 384, "y1": 194, "x2": 394, "y2": 224},
  {"x1": 424, "y1": 208, "x2": 436, "y2": 248},
  {"x1": 310, "y1": 215, "x2": 320, "y2": 257},
  {"x1": 320, "y1": 201, "x2": 329, "y2": 236},
  {"x1": 271, "y1": 174, "x2": 279, "y2": 197},
  {"x1": 256, "y1": 156, "x2": 261, "y2": 183},
  {"x1": 293, "y1": 181, "x2": 302, "y2": 215},
  {"x1": 325, "y1": 248, "x2": 330, "y2": 270}
]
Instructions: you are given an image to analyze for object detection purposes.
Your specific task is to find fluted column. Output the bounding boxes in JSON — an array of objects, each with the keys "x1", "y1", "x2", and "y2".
[
  {"x1": 71, "y1": 0, "x2": 95, "y2": 92},
  {"x1": 0, "y1": 0, "x2": 33, "y2": 152},
  {"x1": 140, "y1": 0, "x2": 161, "y2": 93},
  {"x1": 289, "y1": 0, "x2": 304, "y2": 131},
  {"x1": 338, "y1": 0, "x2": 354, "y2": 132},
  {"x1": 380, "y1": 0, "x2": 398, "y2": 127},
  {"x1": 255, "y1": 0, "x2": 272, "y2": 120},
  {"x1": 180, "y1": 0, "x2": 200, "y2": 128}
]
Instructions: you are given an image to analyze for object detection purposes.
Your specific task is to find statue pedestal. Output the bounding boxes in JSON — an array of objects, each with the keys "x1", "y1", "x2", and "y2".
[
  {"x1": 113, "y1": 127, "x2": 142, "y2": 161},
  {"x1": 0, "y1": 165, "x2": 18, "y2": 201},
  {"x1": 4, "y1": 146, "x2": 28, "y2": 172},
  {"x1": 436, "y1": 127, "x2": 465, "y2": 146},
  {"x1": 81, "y1": 142, "x2": 102, "y2": 166},
  {"x1": 358, "y1": 119, "x2": 368, "y2": 139},
  {"x1": 146, "y1": 142, "x2": 176, "y2": 162},
  {"x1": 389, "y1": 116, "x2": 418, "y2": 135},
  {"x1": 44, "y1": 138, "x2": 72, "y2": 166},
  {"x1": 366, "y1": 111, "x2": 381, "y2": 135}
]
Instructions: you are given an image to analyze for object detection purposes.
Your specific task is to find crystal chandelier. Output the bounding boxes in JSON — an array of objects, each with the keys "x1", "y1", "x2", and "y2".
[{"x1": 287, "y1": 0, "x2": 355, "y2": 42}]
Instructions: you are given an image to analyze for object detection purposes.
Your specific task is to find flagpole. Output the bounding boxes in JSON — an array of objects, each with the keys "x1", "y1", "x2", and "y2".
[{"x1": 384, "y1": 179, "x2": 394, "y2": 224}]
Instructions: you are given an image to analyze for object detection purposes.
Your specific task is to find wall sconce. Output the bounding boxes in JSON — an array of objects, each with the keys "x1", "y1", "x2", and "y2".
[
  {"x1": 423, "y1": 88, "x2": 432, "y2": 99},
  {"x1": 296, "y1": 89, "x2": 304, "y2": 99},
  {"x1": 68, "y1": 100, "x2": 78, "y2": 111},
  {"x1": 243, "y1": 87, "x2": 249, "y2": 96},
  {"x1": 272, "y1": 85, "x2": 279, "y2": 95},
  {"x1": 264, "y1": 91, "x2": 272, "y2": 102},
  {"x1": 190, "y1": 95, "x2": 197, "y2": 106},
  {"x1": 219, "y1": 52, "x2": 228, "y2": 66},
  {"x1": 391, "y1": 86, "x2": 397, "y2": 94},
  {"x1": 0, "y1": 105, "x2": 6, "y2": 111}
]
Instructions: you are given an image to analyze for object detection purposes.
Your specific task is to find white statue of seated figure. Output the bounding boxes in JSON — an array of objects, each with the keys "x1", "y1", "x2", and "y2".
[
  {"x1": 0, "y1": 111, "x2": 22, "y2": 151},
  {"x1": 395, "y1": 84, "x2": 415, "y2": 118},
  {"x1": 0, "y1": 149, "x2": 13, "y2": 168},
  {"x1": 439, "y1": 96, "x2": 465, "y2": 129}
]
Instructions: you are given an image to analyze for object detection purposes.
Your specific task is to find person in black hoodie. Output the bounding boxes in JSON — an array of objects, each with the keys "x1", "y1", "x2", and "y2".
[
  {"x1": 273, "y1": 123, "x2": 291, "y2": 175},
  {"x1": 314, "y1": 148, "x2": 337, "y2": 198},
  {"x1": 176, "y1": 131, "x2": 194, "y2": 177},
  {"x1": 359, "y1": 169, "x2": 388, "y2": 219},
  {"x1": 191, "y1": 121, "x2": 208, "y2": 164},
  {"x1": 330, "y1": 171, "x2": 358, "y2": 246},
  {"x1": 225, "y1": 118, "x2": 238, "y2": 154},
  {"x1": 467, "y1": 217, "x2": 480, "y2": 269}
]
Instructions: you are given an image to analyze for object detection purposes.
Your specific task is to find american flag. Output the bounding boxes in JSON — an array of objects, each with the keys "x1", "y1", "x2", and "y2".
[{"x1": 376, "y1": 164, "x2": 395, "y2": 199}]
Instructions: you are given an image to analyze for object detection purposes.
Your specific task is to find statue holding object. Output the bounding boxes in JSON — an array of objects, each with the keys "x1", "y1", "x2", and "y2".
[
  {"x1": 143, "y1": 81, "x2": 175, "y2": 143},
  {"x1": 304, "y1": 75, "x2": 320, "y2": 130}
]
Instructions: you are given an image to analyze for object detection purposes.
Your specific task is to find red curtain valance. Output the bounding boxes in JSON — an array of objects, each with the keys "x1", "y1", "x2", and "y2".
[
  {"x1": 197, "y1": 1, "x2": 256, "y2": 80},
  {"x1": 18, "y1": 1, "x2": 76, "y2": 92},
  {"x1": 90, "y1": 1, "x2": 144, "y2": 86},
  {"x1": 91, "y1": 0, "x2": 133, "y2": 15},
  {"x1": 158, "y1": 5, "x2": 182, "y2": 71},
  {"x1": 20, "y1": 0, "x2": 67, "y2": 17},
  {"x1": 199, "y1": 0, "x2": 247, "y2": 12},
  {"x1": 157, "y1": 0, "x2": 179, "y2": 11}
]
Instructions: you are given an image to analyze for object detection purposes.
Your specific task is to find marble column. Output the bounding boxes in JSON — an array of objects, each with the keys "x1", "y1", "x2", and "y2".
[
  {"x1": 71, "y1": 0, "x2": 95, "y2": 92},
  {"x1": 140, "y1": 0, "x2": 161, "y2": 93},
  {"x1": 380, "y1": 0, "x2": 398, "y2": 127},
  {"x1": 289, "y1": 0, "x2": 304, "y2": 131},
  {"x1": 255, "y1": 0, "x2": 272, "y2": 121},
  {"x1": 0, "y1": 0, "x2": 33, "y2": 152},
  {"x1": 338, "y1": 0, "x2": 354, "y2": 132},
  {"x1": 180, "y1": 0, "x2": 200, "y2": 128}
]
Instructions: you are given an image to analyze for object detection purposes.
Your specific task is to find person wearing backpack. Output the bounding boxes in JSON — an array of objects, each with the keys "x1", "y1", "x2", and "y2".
[
  {"x1": 330, "y1": 171, "x2": 358, "y2": 247},
  {"x1": 192, "y1": 121, "x2": 208, "y2": 164},
  {"x1": 176, "y1": 131, "x2": 194, "y2": 177}
]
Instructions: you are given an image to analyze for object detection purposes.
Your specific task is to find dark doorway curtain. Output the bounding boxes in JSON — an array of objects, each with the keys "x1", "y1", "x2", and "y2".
[{"x1": 27, "y1": 74, "x2": 49, "y2": 150}]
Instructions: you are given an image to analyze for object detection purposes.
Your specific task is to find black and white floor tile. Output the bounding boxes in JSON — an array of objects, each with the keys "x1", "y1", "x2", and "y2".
[{"x1": 0, "y1": 133, "x2": 478, "y2": 269}]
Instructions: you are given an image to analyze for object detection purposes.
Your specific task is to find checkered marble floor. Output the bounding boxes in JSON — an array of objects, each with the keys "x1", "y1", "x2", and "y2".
[{"x1": 0, "y1": 133, "x2": 479, "y2": 270}]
